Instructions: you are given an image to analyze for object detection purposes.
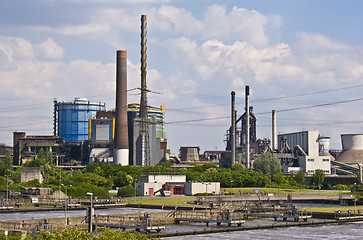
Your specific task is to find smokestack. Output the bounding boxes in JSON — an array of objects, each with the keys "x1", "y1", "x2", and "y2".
[
  {"x1": 231, "y1": 91, "x2": 236, "y2": 166},
  {"x1": 245, "y1": 86, "x2": 250, "y2": 169},
  {"x1": 272, "y1": 110, "x2": 277, "y2": 151},
  {"x1": 114, "y1": 50, "x2": 129, "y2": 165},
  {"x1": 140, "y1": 15, "x2": 148, "y2": 119}
]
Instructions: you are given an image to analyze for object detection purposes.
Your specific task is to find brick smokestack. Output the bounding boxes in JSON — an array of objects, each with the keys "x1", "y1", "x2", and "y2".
[{"x1": 113, "y1": 50, "x2": 129, "y2": 165}]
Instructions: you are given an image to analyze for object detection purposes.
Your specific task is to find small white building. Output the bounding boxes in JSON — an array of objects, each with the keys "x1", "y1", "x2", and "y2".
[
  {"x1": 136, "y1": 174, "x2": 186, "y2": 196},
  {"x1": 135, "y1": 174, "x2": 220, "y2": 196}
]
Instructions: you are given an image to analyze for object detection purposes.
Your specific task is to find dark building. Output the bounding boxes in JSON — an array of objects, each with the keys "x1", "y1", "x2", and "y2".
[{"x1": 12, "y1": 132, "x2": 65, "y2": 166}]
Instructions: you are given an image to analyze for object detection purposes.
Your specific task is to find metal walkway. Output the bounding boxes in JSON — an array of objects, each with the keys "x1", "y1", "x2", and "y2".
[{"x1": 174, "y1": 210, "x2": 245, "y2": 227}]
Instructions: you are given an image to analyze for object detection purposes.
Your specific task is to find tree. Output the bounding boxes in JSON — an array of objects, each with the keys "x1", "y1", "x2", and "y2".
[
  {"x1": 313, "y1": 169, "x2": 325, "y2": 190},
  {"x1": 294, "y1": 171, "x2": 305, "y2": 186},
  {"x1": 253, "y1": 152, "x2": 281, "y2": 176},
  {"x1": 273, "y1": 173, "x2": 286, "y2": 193},
  {"x1": 0, "y1": 151, "x2": 13, "y2": 176}
]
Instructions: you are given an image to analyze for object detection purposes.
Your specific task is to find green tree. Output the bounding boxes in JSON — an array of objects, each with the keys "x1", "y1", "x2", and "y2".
[
  {"x1": 0, "y1": 151, "x2": 13, "y2": 176},
  {"x1": 273, "y1": 173, "x2": 286, "y2": 187},
  {"x1": 294, "y1": 171, "x2": 305, "y2": 186},
  {"x1": 313, "y1": 169, "x2": 325, "y2": 190},
  {"x1": 253, "y1": 152, "x2": 281, "y2": 176}
]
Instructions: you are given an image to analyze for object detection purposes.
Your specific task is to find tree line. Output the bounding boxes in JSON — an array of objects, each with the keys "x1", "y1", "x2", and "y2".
[{"x1": 0, "y1": 150, "x2": 356, "y2": 198}]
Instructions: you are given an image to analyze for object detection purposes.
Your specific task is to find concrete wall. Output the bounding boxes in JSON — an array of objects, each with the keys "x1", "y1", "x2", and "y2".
[
  {"x1": 21, "y1": 167, "x2": 44, "y2": 183},
  {"x1": 184, "y1": 182, "x2": 220, "y2": 196},
  {"x1": 135, "y1": 182, "x2": 163, "y2": 196},
  {"x1": 139, "y1": 174, "x2": 186, "y2": 183}
]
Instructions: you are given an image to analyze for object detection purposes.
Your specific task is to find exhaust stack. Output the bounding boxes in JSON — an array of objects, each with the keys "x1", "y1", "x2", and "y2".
[
  {"x1": 272, "y1": 110, "x2": 277, "y2": 151},
  {"x1": 113, "y1": 50, "x2": 129, "y2": 165},
  {"x1": 245, "y1": 86, "x2": 250, "y2": 169},
  {"x1": 231, "y1": 91, "x2": 236, "y2": 166}
]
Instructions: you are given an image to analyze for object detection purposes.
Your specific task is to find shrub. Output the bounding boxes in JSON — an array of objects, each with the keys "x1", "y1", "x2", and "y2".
[{"x1": 117, "y1": 185, "x2": 136, "y2": 197}]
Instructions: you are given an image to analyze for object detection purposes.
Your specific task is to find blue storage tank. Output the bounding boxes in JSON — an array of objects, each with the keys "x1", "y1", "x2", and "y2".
[{"x1": 54, "y1": 98, "x2": 105, "y2": 142}]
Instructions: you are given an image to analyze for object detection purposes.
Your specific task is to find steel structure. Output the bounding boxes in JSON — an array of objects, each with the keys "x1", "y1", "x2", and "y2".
[{"x1": 137, "y1": 15, "x2": 151, "y2": 166}]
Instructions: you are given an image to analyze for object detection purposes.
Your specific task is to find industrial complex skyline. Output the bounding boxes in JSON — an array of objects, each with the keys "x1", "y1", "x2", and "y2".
[{"x1": 1, "y1": 1, "x2": 363, "y2": 154}]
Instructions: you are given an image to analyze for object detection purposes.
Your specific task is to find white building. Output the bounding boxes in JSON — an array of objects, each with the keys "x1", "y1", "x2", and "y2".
[
  {"x1": 184, "y1": 182, "x2": 220, "y2": 196},
  {"x1": 278, "y1": 130, "x2": 331, "y2": 175},
  {"x1": 135, "y1": 174, "x2": 220, "y2": 196}
]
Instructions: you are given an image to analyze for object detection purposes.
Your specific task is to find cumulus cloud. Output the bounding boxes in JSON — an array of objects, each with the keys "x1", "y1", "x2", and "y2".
[
  {"x1": 296, "y1": 32, "x2": 351, "y2": 52},
  {"x1": 35, "y1": 38, "x2": 64, "y2": 59}
]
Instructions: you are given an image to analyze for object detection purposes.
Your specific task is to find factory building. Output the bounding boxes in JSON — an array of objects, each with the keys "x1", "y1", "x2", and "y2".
[
  {"x1": 53, "y1": 98, "x2": 105, "y2": 142},
  {"x1": 12, "y1": 132, "x2": 65, "y2": 166},
  {"x1": 135, "y1": 174, "x2": 220, "y2": 196},
  {"x1": 86, "y1": 104, "x2": 166, "y2": 165},
  {"x1": 277, "y1": 130, "x2": 331, "y2": 175},
  {"x1": 127, "y1": 104, "x2": 165, "y2": 141}
]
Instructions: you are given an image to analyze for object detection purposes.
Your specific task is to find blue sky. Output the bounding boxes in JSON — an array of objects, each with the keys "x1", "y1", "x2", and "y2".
[{"x1": 1, "y1": 0, "x2": 363, "y2": 154}]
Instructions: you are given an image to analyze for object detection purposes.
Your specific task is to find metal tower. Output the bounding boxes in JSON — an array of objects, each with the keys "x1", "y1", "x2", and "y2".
[{"x1": 137, "y1": 15, "x2": 151, "y2": 166}]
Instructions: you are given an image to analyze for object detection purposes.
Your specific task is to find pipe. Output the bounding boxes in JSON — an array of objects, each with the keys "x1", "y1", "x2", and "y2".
[
  {"x1": 114, "y1": 50, "x2": 129, "y2": 165},
  {"x1": 272, "y1": 110, "x2": 277, "y2": 151},
  {"x1": 245, "y1": 86, "x2": 250, "y2": 169},
  {"x1": 231, "y1": 91, "x2": 236, "y2": 166}
]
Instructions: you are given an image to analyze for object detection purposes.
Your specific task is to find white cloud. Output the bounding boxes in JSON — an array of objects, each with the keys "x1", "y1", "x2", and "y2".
[
  {"x1": 296, "y1": 32, "x2": 351, "y2": 51},
  {"x1": 35, "y1": 38, "x2": 64, "y2": 59},
  {"x1": 34, "y1": 23, "x2": 111, "y2": 37}
]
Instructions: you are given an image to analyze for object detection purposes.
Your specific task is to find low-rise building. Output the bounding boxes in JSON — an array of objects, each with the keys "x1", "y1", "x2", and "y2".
[{"x1": 135, "y1": 174, "x2": 220, "y2": 196}]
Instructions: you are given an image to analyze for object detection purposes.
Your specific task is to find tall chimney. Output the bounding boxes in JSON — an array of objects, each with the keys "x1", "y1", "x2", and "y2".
[
  {"x1": 245, "y1": 86, "x2": 250, "y2": 169},
  {"x1": 114, "y1": 50, "x2": 129, "y2": 165},
  {"x1": 272, "y1": 110, "x2": 277, "y2": 151},
  {"x1": 140, "y1": 15, "x2": 148, "y2": 119},
  {"x1": 231, "y1": 91, "x2": 236, "y2": 166}
]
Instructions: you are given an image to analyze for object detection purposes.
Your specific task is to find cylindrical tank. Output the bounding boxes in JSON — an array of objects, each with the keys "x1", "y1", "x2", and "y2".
[
  {"x1": 318, "y1": 137, "x2": 330, "y2": 156},
  {"x1": 341, "y1": 134, "x2": 363, "y2": 150},
  {"x1": 54, "y1": 98, "x2": 105, "y2": 142},
  {"x1": 336, "y1": 134, "x2": 363, "y2": 164}
]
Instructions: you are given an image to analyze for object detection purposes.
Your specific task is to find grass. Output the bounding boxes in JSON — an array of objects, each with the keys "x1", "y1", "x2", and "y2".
[
  {"x1": 132, "y1": 196, "x2": 197, "y2": 206},
  {"x1": 222, "y1": 187, "x2": 352, "y2": 195},
  {"x1": 299, "y1": 206, "x2": 362, "y2": 213}
]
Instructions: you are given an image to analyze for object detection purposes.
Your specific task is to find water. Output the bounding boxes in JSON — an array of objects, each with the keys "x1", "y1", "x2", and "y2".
[
  {"x1": 166, "y1": 222, "x2": 363, "y2": 240},
  {"x1": 0, "y1": 207, "x2": 167, "y2": 221}
]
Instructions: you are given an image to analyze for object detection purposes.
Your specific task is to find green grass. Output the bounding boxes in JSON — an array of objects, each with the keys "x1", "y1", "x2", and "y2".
[
  {"x1": 300, "y1": 206, "x2": 362, "y2": 213},
  {"x1": 132, "y1": 196, "x2": 197, "y2": 206},
  {"x1": 221, "y1": 187, "x2": 352, "y2": 195}
]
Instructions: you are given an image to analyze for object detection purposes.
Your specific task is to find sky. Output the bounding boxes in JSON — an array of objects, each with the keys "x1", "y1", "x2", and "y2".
[{"x1": 1, "y1": 0, "x2": 363, "y2": 154}]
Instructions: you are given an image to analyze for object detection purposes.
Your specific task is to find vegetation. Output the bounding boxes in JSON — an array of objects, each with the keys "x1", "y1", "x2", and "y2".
[
  {"x1": 0, "y1": 228, "x2": 152, "y2": 240},
  {"x1": 253, "y1": 152, "x2": 281, "y2": 176},
  {"x1": 0, "y1": 150, "x2": 358, "y2": 197},
  {"x1": 313, "y1": 169, "x2": 326, "y2": 190}
]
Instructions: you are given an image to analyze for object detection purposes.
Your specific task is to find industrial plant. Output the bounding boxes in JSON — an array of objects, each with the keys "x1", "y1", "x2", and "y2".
[{"x1": 2, "y1": 14, "x2": 363, "y2": 187}]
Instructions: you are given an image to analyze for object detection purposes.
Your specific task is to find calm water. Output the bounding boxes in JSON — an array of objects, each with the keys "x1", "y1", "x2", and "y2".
[
  {"x1": 166, "y1": 222, "x2": 363, "y2": 240},
  {"x1": 0, "y1": 207, "x2": 167, "y2": 221}
]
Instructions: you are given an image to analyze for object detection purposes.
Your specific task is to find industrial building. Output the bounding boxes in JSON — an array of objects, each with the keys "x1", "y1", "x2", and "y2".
[
  {"x1": 86, "y1": 104, "x2": 166, "y2": 166},
  {"x1": 135, "y1": 174, "x2": 220, "y2": 196},
  {"x1": 53, "y1": 98, "x2": 105, "y2": 142},
  {"x1": 12, "y1": 132, "x2": 65, "y2": 166},
  {"x1": 276, "y1": 130, "x2": 331, "y2": 175},
  {"x1": 0, "y1": 144, "x2": 12, "y2": 162}
]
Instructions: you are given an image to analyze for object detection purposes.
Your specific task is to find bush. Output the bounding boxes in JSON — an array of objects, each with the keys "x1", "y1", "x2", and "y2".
[{"x1": 117, "y1": 185, "x2": 136, "y2": 197}]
